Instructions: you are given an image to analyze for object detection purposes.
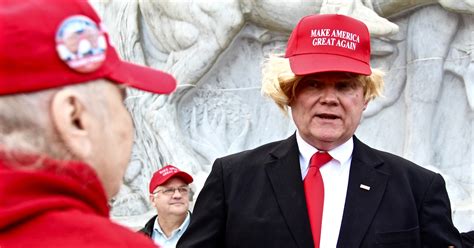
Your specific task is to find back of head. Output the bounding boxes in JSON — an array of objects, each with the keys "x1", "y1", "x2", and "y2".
[
  {"x1": 0, "y1": 0, "x2": 179, "y2": 202},
  {"x1": 0, "y1": 81, "x2": 109, "y2": 161},
  {"x1": 0, "y1": 0, "x2": 178, "y2": 161}
]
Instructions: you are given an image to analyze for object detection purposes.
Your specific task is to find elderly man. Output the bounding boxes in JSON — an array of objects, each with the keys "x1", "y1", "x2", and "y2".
[
  {"x1": 177, "y1": 14, "x2": 462, "y2": 247},
  {"x1": 0, "y1": 0, "x2": 176, "y2": 246},
  {"x1": 140, "y1": 165, "x2": 193, "y2": 247}
]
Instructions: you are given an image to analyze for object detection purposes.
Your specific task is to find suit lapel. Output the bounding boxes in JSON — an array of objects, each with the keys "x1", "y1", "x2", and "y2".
[
  {"x1": 337, "y1": 137, "x2": 390, "y2": 247},
  {"x1": 265, "y1": 134, "x2": 314, "y2": 248}
]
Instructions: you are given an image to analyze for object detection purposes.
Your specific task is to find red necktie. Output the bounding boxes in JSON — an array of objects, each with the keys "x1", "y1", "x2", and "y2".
[{"x1": 304, "y1": 151, "x2": 332, "y2": 248}]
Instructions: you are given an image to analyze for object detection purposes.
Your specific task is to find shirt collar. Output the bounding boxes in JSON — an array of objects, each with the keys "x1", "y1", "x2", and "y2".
[
  {"x1": 296, "y1": 131, "x2": 353, "y2": 170},
  {"x1": 153, "y1": 211, "x2": 191, "y2": 238}
]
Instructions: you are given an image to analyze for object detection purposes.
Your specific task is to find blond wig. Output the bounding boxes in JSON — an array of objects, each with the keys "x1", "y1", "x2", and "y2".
[{"x1": 261, "y1": 55, "x2": 384, "y2": 113}]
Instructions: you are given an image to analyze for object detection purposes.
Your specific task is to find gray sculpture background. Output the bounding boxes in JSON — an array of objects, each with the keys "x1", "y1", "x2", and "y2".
[{"x1": 91, "y1": 0, "x2": 473, "y2": 231}]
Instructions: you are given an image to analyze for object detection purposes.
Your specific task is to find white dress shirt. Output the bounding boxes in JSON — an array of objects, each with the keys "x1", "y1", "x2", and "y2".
[{"x1": 296, "y1": 132, "x2": 353, "y2": 248}]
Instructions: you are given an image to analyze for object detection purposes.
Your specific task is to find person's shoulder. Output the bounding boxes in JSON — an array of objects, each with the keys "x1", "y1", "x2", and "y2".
[
  {"x1": 138, "y1": 215, "x2": 157, "y2": 237},
  {"x1": 20, "y1": 209, "x2": 157, "y2": 247},
  {"x1": 375, "y1": 148, "x2": 436, "y2": 176},
  {"x1": 94, "y1": 220, "x2": 156, "y2": 247},
  {"x1": 51, "y1": 210, "x2": 156, "y2": 246},
  {"x1": 206, "y1": 137, "x2": 293, "y2": 183},
  {"x1": 356, "y1": 138, "x2": 438, "y2": 178},
  {"x1": 358, "y1": 143, "x2": 446, "y2": 197},
  {"x1": 212, "y1": 137, "x2": 292, "y2": 174},
  {"x1": 218, "y1": 138, "x2": 288, "y2": 163}
]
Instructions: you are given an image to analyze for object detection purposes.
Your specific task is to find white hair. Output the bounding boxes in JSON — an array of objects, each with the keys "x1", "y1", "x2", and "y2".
[{"x1": 0, "y1": 80, "x2": 110, "y2": 163}]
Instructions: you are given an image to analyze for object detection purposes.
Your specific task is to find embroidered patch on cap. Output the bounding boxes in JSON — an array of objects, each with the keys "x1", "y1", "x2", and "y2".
[
  {"x1": 55, "y1": 15, "x2": 107, "y2": 73},
  {"x1": 159, "y1": 166, "x2": 179, "y2": 177},
  {"x1": 310, "y1": 28, "x2": 361, "y2": 51}
]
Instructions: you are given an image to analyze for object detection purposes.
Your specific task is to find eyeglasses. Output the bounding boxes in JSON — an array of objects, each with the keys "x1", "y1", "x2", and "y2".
[{"x1": 154, "y1": 186, "x2": 190, "y2": 196}]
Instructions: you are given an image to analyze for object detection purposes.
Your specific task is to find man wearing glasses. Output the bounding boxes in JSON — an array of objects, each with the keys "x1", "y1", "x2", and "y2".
[{"x1": 140, "y1": 165, "x2": 194, "y2": 248}]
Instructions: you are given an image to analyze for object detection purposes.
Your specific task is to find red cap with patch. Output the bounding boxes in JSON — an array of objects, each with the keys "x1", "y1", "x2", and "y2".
[
  {"x1": 0, "y1": 0, "x2": 176, "y2": 95},
  {"x1": 285, "y1": 14, "x2": 371, "y2": 76},
  {"x1": 149, "y1": 165, "x2": 193, "y2": 193}
]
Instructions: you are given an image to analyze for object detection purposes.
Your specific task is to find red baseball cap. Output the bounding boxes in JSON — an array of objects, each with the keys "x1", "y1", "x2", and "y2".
[
  {"x1": 0, "y1": 0, "x2": 176, "y2": 95},
  {"x1": 149, "y1": 165, "x2": 193, "y2": 193},
  {"x1": 285, "y1": 14, "x2": 371, "y2": 76}
]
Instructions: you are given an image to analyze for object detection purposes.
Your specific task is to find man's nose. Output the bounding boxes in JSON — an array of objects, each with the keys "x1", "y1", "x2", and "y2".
[
  {"x1": 172, "y1": 189, "x2": 183, "y2": 198},
  {"x1": 319, "y1": 86, "x2": 338, "y2": 104}
]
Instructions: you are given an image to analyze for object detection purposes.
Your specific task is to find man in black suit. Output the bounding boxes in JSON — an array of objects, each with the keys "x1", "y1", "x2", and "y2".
[{"x1": 177, "y1": 14, "x2": 462, "y2": 248}]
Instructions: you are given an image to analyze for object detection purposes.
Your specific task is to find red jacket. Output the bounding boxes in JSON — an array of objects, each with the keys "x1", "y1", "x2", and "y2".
[{"x1": 0, "y1": 151, "x2": 157, "y2": 248}]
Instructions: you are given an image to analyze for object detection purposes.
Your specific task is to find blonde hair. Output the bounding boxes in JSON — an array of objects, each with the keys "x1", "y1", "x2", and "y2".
[{"x1": 261, "y1": 55, "x2": 384, "y2": 113}]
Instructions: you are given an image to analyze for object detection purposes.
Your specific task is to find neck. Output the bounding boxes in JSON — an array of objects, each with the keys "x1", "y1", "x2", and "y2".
[{"x1": 157, "y1": 212, "x2": 187, "y2": 238}]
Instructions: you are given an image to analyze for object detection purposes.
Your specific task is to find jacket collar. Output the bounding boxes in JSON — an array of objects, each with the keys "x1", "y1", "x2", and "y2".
[
  {"x1": 337, "y1": 136, "x2": 390, "y2": 247},
  {"x1": 264, "y1": 135, "x2": 390, "y2": 248},
  {"x1": 265, "y1": 134, "x2": 314, "y2": 248}
]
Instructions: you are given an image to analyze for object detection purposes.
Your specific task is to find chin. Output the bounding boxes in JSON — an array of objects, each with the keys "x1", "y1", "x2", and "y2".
[
  {"x1": 171, "y1": 208, "x2": 188, "y2": 215},
  {"x1": 313, "y1": 134, "x2": 338, "y2": 143},
  {"x1": 173, "y1": 204, "x2": 188, "y2": 212},
  {"x1": 106, "y1": 185, "x2": 121, "y2": 200}
]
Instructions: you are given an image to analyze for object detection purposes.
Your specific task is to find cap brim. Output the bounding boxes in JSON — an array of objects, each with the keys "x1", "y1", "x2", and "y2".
[
  {"x1": 149, "y1": 171, "x2": 194, "y2": 193},
  {"x1": 107, "y1": 61, "x2": 177, "y2": 94},
  {"x1": 171, "y1": 171, "x2": 194, "y2": 184},
  {"x1": 289, "y1": 53, "x2": 371, "y2": 76}
]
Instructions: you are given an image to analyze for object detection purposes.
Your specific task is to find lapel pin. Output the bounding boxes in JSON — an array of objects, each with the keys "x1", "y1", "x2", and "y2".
[{"x1": 360, "y1": 184, "x2": 371, "y2": 191}]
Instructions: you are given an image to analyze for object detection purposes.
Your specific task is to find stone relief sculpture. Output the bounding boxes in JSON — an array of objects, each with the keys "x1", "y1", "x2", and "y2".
[
  {"x1": 91, "y1": 0, "x2": 473, "y2": 230},
  {"x1": 360, "y1": 5, "x2": 474, "y2": 230}
]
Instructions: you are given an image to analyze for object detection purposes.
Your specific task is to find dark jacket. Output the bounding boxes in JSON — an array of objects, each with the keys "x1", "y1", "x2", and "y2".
[
  {"x1": 463, "y1": 231, "x2": 474, "y2": 248},
  {"x1": 139, "y1": 215, "x2": 158, "y2": 237},
  {"x1": 177, "y1": 134, "x2": 462, "y2": 248}
]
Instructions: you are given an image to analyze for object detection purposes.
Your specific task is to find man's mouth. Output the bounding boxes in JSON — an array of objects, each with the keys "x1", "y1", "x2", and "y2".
[{"x1": 316, "y1": 113, "x2": 339, "y2": 120}]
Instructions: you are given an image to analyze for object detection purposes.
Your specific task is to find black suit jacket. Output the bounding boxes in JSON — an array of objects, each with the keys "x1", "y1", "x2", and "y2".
[
  {"x1": 462, "y1": 231, "x2": 474, "y2": 248},
  {"x1": 177, "y1": 135, "x2": 461, "y2": 247}
]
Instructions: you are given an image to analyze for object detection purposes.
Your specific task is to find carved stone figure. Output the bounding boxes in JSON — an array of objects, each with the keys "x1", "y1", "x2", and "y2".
[{"x1": 91, "y1": 0, "x2": 473, "y2": 231}]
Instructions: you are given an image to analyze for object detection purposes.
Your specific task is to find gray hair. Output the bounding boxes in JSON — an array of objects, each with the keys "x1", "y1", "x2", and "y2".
[{"x1": 0, "y1": 80, "x2": 110, "y2": 163}]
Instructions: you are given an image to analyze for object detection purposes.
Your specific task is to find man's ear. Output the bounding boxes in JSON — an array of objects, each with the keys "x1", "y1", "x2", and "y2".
[
  {"x1": 50, "y1": 89, "x2": 93, "y2": 160},
  {"x1": 363, "y1": 99, "x2": 369, "y2": 110}
]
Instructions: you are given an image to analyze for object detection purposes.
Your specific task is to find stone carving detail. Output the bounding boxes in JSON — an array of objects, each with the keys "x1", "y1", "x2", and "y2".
[{"x1": 91, "y1": 0, "x2": 473, "y2": 230}]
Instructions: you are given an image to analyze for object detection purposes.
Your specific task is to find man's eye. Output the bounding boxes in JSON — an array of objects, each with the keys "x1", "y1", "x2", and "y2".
[
  {"x1": 305, "y1": 79, "x2": 321, "y2": 88},
  {"x1": 178, "y1": 187, "x2": 189, "y2": 193},
  {"x1": 336, "y1": 82, "x2": 355, "y2": 91}
]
